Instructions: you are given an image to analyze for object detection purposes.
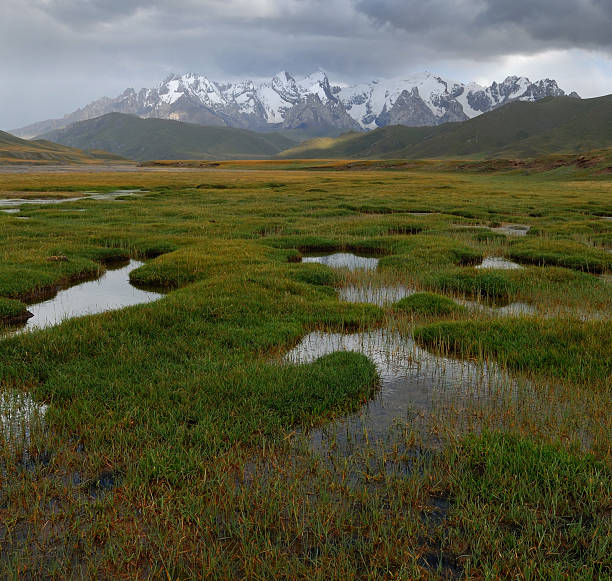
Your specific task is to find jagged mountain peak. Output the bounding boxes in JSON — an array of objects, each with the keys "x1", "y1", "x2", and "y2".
[
  {"x1": 11, "y1": 69, "x2": 578, "y2": 139},
  {"x1": 300, "y1": 69, "x2": 329, "y2": 84}
]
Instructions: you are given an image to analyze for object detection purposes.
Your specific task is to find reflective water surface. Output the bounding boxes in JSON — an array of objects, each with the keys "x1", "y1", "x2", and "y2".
[
  {"x1": 338, "y1": 284, "x2": 414, "y2": 305},
  {"x1": 476, "y1": 257, "x2": 523, "y2": 270},
  {"x1": 301, "y1": 252, "x2": 379, "y2": 271},
  {"x1": 0, "y1": 389, "x2": 48, "y2": 445},
  {"x1": 0, "y1": 189, "x2": 144, "y2": 208},
  {"x1": 283, "y1": 329, "x2": 524, "y2": 453},
  {"x1": 302, "y1": 251, "x2": 534, "y2": 314},
  {"x1": 14, "y1": 260, "x2": 162, "y2": 333},
  {"x1": 491, "y1": 224, "x2": 530, "y2": 236}
]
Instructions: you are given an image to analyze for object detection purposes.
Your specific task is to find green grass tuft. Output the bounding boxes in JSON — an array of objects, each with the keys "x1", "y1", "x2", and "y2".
[
  {"x1": 424, "y1": 268, "x2": 518, "y2": 300},
  {"x1": 414, "y1": 318, "x2": 612, "y2": 386},
  {"x1": 508, "y1": 239, "x2": 611, "y2": 273},
  {"x1": 0, "y1": 297, "x2": 30, "y2": 321},
  {"x1": 394, "y1": 292, "x2": 466, "y2": 317},
  {"x1": 291, "y1": 263, "x2": 338, "y2": 287}
]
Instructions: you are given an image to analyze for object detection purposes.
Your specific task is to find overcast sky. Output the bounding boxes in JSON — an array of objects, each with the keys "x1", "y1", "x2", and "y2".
[{"x1": 2, "y1": 0, "x2": 612, "y2": 130}]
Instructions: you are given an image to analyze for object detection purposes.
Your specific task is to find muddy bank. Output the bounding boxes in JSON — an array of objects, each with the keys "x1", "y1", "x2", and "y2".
[{"x1": 0, "y1": 310, "x2": 34, "y2": 327}]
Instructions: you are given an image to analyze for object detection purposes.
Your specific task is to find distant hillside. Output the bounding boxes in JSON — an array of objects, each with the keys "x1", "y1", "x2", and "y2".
[
  {"x1": 278, "y1": 95, "x2": 612, "y2": 159},
  {"x1": 0, "y1": 130, "x2": 125, "y2": 164},
  {"x1": 41, "y1": 113, "x2": 297, "y2": 161}
]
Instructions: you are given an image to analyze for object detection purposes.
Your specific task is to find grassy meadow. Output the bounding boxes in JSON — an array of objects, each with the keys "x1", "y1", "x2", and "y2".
[{"x1": 0, "y1": 163, "x2": 610, "y2": 578}]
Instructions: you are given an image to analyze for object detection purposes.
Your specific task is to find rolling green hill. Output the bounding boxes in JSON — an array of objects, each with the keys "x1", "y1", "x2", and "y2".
[
  {"x1": 0, "y1": 130, "x2": 125, "y2": 164},
  {"x1": 41, "y1": 113, "x2": 298, "y2": 161},
  {"x1": 278, "y1": 95, "x2": 612, "y2": 159}
]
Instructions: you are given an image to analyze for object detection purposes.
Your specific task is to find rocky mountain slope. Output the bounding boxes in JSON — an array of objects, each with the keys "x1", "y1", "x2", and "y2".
[
  {"x1": 278, "y1": 94, "x2": 612, "y2": 160},
  {"x1": 13, "y1": 71, "x2": 578, "y2": 139}
]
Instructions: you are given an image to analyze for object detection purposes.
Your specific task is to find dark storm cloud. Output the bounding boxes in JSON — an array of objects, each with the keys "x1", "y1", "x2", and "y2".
[
  {"x1": 477, "y1": 0, "x2": 612, "y2": 44},
  {"x1": 33, "y1": 0, "x2": 612, "y2": 52},
  {"x1": 22, "y1": 0, "x2": 612, "y2": 70},
  {"x1": 356, "y1": 0, "x2": 612, "y2": 52},
  {"x1": 2, "y1": 0, "x2": 612, "y2": 129}
]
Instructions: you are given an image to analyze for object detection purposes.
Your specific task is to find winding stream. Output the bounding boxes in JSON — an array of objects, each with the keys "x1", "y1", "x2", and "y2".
[
  {"x1": 0, "y1": 189, "x2": 144, "y2": 209},
  {"x1": 13, "y1": 260, "x2": 161, "y2": 333}
]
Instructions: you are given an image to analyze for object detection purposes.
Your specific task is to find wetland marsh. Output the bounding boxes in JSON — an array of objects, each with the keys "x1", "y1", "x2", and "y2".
[
  {"x1": 0, "y1": 260, "x2": 162, "y2": 337},
  {"x1": 0, "y1": 164, "x2": 610, "y2": 578}
]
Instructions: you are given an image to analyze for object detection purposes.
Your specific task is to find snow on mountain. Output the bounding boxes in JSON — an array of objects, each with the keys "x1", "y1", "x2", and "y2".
[
  {"x1": 338, "y1": 72, "x2": 572, "y2": 129},
  {"x1": 11, "y1": 70, "x2": 578, "y2": 139},
  {"x1": 340, "y1": 72, "x2": 463, "y2": 129}
]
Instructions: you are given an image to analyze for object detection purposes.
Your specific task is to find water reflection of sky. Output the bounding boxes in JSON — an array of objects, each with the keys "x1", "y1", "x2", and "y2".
[{"x1": 22, "y1": 261, "x2": 161, "y2": 332}]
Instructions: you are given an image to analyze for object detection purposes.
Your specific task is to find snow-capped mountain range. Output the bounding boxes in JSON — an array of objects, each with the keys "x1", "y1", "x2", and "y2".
[{"x1": 13, "y1": 70, "x2": 579, "y2": 139}]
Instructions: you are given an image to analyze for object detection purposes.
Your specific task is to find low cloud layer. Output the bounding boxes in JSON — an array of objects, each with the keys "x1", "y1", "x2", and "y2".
[{"x1": 2, "y1": 0, "x2": 611, "y2": 128}]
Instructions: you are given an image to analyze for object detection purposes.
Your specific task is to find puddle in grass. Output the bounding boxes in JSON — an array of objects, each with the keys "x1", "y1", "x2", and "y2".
[
  {"x1": 476, "y1": 256, "x2": 523, "y2": 270},
  {"x1": 453, "y1": 223, "x2": 530, "y2": 237},
  {"x1": 0, "y1": 260, "x2": 163, "y2": 440},
  {"x1": 0, "y1": 189, "x2": 145, "y2": 208},
  {"x1": 301, "y1": 252, "x2": 379, "y2": 271},
  {"x1": 338, "y1": 284, "x2": 414, "y2": 305},
  {"x1": 292, "y1": 251, "x2": 598, "y2": 455},
  {"x1": 304, "y1": 254, "x2": 524, "y2": 272},
  {"x1": 302, "y1": 252, "x2": 534, "y2": 315},
  {"x1": 458, "y1": 297, "x2": 537, "y2": 316},
  {"x1": 339, "y1": 283, "x2": 537, "y2": 316},
  {"x1": 1, "y1": 208, "x2": 31, "y2": 220},
  {"x1": 492, "y1": 224, "x2": 530, "y2": 236},
  {"x1": 283, "y1": 329, "x2": 524, "y2": 455},
  {"x1": 0, "y1": 390, "x2": 48, "y2": 446},
  {"x1": 2, "y1": 260, "x2": 162, "y2": 335}
]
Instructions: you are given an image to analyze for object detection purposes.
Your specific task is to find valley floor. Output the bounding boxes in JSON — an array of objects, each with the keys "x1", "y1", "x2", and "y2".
[{"x1": 0, "y1": 163, "x2": 610, "y2": 578}]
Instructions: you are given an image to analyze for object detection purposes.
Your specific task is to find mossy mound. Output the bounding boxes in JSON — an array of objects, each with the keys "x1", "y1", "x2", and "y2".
[
  {"x1": 394, "y1": 292, "x2": 466, "y2": 317},
  {"x1": 507, "y1": 239, "x2": 611, "y2": 273}
]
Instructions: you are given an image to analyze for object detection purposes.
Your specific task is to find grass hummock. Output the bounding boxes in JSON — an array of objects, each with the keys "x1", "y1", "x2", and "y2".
[
  {"x1": 507, "y1": 238, "x2": 612, "y2": 273},
  {"x1": 393, "y1": 292, "x2": 467, "y2": 317},
  {"x1": 0, "y1": 297, "x2": 32, "y2": 325},
  {"x1": 414, "y1": 318, "x2": 612, "y2": 386}
]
